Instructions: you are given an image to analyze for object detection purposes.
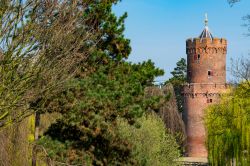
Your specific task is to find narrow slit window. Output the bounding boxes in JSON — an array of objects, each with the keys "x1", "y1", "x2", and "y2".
[
  {"x1": 197, "y1": 54, "x2": 200, "y2": 60},
  {"x1": 208, "y1": 70, "x2": 213, "y2": 76}
]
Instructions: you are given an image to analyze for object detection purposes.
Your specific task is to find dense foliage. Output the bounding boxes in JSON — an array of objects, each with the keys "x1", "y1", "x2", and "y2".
[
  {"x1": 30, "y1": 0, "x2": 166, "y2": 164},
  {"x1": 38, "y1": 61, "x2": 164, "y2": 165},
  {"x1": 117, "y1": 113, "x2": 180, "y2": 166},
  {"x1": 205, "y1": 82, "x2": 250, "y2": 165}
]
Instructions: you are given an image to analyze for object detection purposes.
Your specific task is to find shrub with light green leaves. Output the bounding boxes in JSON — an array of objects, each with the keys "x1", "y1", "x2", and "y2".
[{"x1": 117, "y1": 113, "x2": 180, "y2": 166}]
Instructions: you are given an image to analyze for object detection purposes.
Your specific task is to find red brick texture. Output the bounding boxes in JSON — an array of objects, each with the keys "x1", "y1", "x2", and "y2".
[{"x1": 183, "y1": 37, "x2": 228, "y2": 157}]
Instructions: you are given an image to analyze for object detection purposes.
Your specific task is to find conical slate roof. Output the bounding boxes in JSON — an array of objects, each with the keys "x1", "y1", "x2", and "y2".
[{"x1": 199, "y1": 26, "x2": 213, "y2": 39}]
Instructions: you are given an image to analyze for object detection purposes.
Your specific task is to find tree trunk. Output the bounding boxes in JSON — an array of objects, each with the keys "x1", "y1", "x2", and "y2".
[{"x1": 32, "y1": 112, "x2": 40, "y2": 166}]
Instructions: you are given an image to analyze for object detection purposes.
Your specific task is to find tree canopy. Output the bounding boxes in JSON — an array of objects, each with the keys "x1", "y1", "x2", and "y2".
[
  {"x1": 165, "y1": 58, "x2": 187, "y2": 112},
  {"x1": 117, "y1": 113, "x2": 180, "y2": 166}
]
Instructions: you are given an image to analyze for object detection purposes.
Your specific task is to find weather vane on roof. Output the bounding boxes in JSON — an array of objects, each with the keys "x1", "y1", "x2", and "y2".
[{"x1": 205, "y1": 13, "x2": 208, "y2": 27}]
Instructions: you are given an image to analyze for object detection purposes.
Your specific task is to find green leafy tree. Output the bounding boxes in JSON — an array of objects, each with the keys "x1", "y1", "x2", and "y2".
[
  {"x1": 116, "y1": 113, "x2": 180, "y2": 166},
  {"x1": 83, "y1": 0, "x2": 131, "y2": 60},
  {"x1": 28, "y1": 0, "x2": 134, "y2": 164},
  {"x1": 39, "y1": 61, "x2": 164, "y2": 165},
  {"x1": 205, "y1": 82, "x2": 250, "y2": 165},
  {"x1": 165, "y1": 58, "x2": 187, "y2": 112}
]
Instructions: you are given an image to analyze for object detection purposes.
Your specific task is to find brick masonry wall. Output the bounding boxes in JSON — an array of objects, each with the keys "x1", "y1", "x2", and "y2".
[
  {"x1": 183, "y1": 37, "x2": 228, "y2": 157},
  {"x1": 186, "y1": 38, "x2": 227, "y2": 84},
  {"x1": 183, "y1": 84, "x2": 228, "y2": 157}
]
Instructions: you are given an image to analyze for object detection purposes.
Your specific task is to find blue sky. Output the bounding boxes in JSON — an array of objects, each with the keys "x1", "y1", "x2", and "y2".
[{"x1": 113, "y1": 0, "x2": 250, "y2": 82}]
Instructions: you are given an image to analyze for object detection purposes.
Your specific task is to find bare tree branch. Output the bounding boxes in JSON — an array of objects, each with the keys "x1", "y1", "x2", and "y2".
[{"x1": 0, "y1": 0, "x2": 100, "y2": 128}]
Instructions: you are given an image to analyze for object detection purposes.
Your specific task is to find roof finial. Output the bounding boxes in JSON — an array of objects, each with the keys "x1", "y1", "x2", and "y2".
[{"x1": 205, "y1": 13, "x2": 208, "y2": 27}]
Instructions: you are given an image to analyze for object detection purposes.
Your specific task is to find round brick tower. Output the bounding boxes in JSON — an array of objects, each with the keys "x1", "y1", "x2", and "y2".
[{"x1": 183, "y1": 14, "x2": 228, "y2": 157}]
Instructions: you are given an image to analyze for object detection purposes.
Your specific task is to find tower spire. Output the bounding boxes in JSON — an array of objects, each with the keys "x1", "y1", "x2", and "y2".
[
  {"x1": 205, "y1": 13, "x2": 208, "y2": 27},
  {"x1": 199, "y1": 13, "x2": 213, "y2": 40}
]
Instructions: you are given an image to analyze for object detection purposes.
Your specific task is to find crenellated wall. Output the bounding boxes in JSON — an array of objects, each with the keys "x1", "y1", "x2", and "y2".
[
  {"x1": 186, "y1": 38, "x2": 227, "y2": 47},
  {"x1": 183, "y1": 83, "x2": 228, "y2": 96},
  {"x1": 186, "y1": 38, "x2": 227, "y2": 84}
]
